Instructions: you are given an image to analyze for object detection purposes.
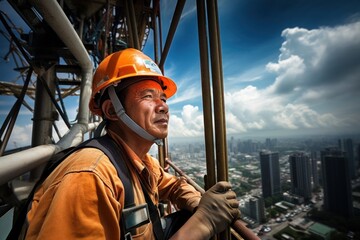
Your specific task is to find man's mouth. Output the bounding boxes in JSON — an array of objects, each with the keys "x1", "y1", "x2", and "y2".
[{"x1": 154, "y1": 118, "x2": 168, "y2": 124}]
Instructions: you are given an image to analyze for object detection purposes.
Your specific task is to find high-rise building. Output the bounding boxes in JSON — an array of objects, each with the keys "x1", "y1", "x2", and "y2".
[
  {"x1": 289, "y1": 152, "x2": 312, "y2": 202},
  {"x1": 265, "y1": 138, "x2": 277, "y2": 150},
  {"x1": 249, "y1": 196, "x2": 266, "y2": 223},
  {"x1": 344, "y1": 139, "x2": 356, "y2": 179},
  {"x1": 239, "y1": 195, "x2": 266, "y2": 225},
  {"x1": 311, "y1": 151, "x2": 320, "y2": 189},
  {"x1": 357, "y1": 144, "x2": 360, "y2": 174},
  {"x1": 259, "y1": 150, "x2": 281, "y2": 198},
  {"x1": 320, "y1": 147, "x2": 353, "y2": 217},
  {"x1": 229, "y1": 136, "x2": 237, "y2": 154},
  {"x1": 339, "y1": 138, "x2": 356, "y2": 179}
]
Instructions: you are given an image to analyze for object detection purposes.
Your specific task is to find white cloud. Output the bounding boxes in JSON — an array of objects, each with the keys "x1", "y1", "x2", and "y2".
[
  {"x1": 167, "y1": 66, "x2": 202, "y2": 105},
  {"x1": 7, "y1": 124, "x2": 32, "y2": 149},
  {"x1": 224, "y1": 88, "x2": 340, "y2": 134},
  {"x1": 272, "y1": 104, "x2": 339, "y2": 129},
  {"x1": 168, "y1": 105, "x2": 204, "y2": 137},
  {"x1": 269, "y1": 22, "x2": 360, "y2": 96},
  {"x1": 266, "y1": 54, "x2": 306, "y2": 95},
  {"x1": 169, "y1": 20, "x2": 360, "y2": 138},
  {"x1": 168, "y1": 85, "x2": 201, "y2": 105},
  {"x1": 226, "y1": 65, "x2": 265, "y2": 85}
]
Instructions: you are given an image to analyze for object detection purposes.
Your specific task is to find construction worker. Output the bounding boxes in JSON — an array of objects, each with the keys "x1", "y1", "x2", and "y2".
[{"x1": 24, "y1": 48, "x2": 240, "y2": 239}]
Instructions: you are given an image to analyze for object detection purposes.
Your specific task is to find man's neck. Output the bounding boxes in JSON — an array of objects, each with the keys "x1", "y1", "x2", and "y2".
[{"x1": 106, "y1": 122, "x2": 153, "y2": 159}]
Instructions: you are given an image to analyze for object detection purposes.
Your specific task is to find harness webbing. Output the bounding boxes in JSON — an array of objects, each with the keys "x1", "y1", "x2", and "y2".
[{"x1": 7, "y1": 135, "x2": 164, "y2": 240}]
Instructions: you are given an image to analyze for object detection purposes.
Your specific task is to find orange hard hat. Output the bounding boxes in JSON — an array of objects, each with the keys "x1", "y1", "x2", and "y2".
[{"x1": 89, "y1": 48, "x2": 177, "y2": 116}]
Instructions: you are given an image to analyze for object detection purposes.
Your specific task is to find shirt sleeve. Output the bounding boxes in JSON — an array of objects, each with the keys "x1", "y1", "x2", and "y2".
[{"x1": 26, "y1": 171, "x2": 121, "y2": 240}]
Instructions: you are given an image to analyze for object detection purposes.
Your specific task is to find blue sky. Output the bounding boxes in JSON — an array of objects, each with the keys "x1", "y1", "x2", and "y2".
[
  {"x1": 1, "y1": 0, "x2": 360, "y2": 149},
  {"x1": 149, "y1": 0, "x2": 360, "y2": 140}
]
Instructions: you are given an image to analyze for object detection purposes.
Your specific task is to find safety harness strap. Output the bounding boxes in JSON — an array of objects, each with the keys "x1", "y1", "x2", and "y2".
[
  {"x1": 80, "y1": 135, "x2": 165, "y2": 239},
  {"x1": 86, "y1": 135, "x2": 134, "y2": 208},
  {"x1": 140, "y1": 182, "x2": 165, "y2": 240},
  {"x1": 7, "y1": 135, "x2": 165, "y2": 240}
]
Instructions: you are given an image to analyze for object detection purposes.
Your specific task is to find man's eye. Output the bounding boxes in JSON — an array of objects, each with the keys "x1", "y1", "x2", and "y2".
[
  {"x1": 162, "y1": 98, "x2": 167, "y2": 103},
  {"x1": 143, "y1": 94, "x2": 152, "y2": 99}
]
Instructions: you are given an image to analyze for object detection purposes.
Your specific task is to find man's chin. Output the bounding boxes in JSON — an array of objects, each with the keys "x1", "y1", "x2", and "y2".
[{"x1": 153, "y1": 132, "x2": 168, "y2": 140}]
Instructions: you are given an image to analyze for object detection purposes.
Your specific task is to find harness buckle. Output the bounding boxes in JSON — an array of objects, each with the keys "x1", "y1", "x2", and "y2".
[{"x1": 122, "y1": 203, "x2": 150, "y2": 232}]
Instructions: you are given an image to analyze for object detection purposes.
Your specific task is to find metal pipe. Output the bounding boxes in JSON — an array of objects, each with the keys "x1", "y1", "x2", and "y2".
[
  {"x1": 31, "y1": 65, "x2": 57, "y2": 180},
  {"x1": 153, "y1": 0, "x2": 159, "y2": 62},
  {"x1": 103, "y1": 1, "x2": 111, "y2": 56},
  {"x1": 206, "y1": 0, "x2": 228, "y2": 182},
  {"x1": 36, "y1": 70, "x2": 70, "y2": 130},
  {"x1": 158, "y1": 1, "x2": 163, "y2": 56},
  {"x1": 55, "y1": 77, "x2": 69, "y2": 124},
  {"x1": 0, "y1": 145, "x2": 58, "y2": 185},
  {"x1": 0, "y1": 0, "x2": 96, "y2": 184},
  {"x1": 30, "y1": 0, "x2": 93, "y2": 126},
  {"x1": 56, "y1": 122, "x2": 98, "y2": 149},
  {"x1": 196, "y1": 0, "x2": 216, "y2": 190},
  {"x1": 28, "y1": 0, "x2": 94, "y2": 179},
  {"x1": 158, "y1": 142, "x2": 165, "y2": 168},
  {"x1": 125, "y1": 0, "x2": 140, "y2": 49},
  {"x1": 0, "y1": 122, "x2": 98, "y2": 186},
  {"x1": 32, "y1": 65, "x2": 57, "y2": 147},
  {"x1": 206, "y1": 1, "x2": 229, "y2": 238},
  {"x1": 153, "y1": 1, "x2": 168, "y2": 168},
  {"x1": 166, "y1": 160, "x2": 205, "y2": 194},
  {"x1": 124, "y1": 0, "x2": 134, "y2": 48},
  {"x1": 78, "y1": 16, "x2": 84, "y2": 40},
  {"x1": 159, "y1": 0, "x2": 186, "y2": 69},
  {"x1": 128, "y1": 0, "x2": 140, "y2": 50}
]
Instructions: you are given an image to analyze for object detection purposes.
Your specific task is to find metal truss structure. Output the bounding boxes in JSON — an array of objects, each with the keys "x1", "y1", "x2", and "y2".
[{"x1": 0, "y1": 0, "x2": 259, "y2": 239}]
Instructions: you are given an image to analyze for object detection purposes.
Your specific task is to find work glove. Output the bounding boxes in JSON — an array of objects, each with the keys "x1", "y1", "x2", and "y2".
[{"x1": 193, "y1": 181, "x2": 240, "y2": 237}]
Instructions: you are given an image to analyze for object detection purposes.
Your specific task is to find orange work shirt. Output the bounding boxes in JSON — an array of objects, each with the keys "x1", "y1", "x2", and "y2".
[{"x1": 25, "y1": 132, "x2": 201, "y2": 240}]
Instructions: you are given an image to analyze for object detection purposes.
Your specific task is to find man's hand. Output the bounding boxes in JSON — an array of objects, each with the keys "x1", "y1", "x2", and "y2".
[{"x1": 193, "y1": 181, "x2": 240, "y2": 236}]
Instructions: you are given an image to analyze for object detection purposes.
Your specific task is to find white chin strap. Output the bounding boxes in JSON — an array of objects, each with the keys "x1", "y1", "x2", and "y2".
[{"x1": 108, "y1": 86, "x2": 163, "y2": 146}]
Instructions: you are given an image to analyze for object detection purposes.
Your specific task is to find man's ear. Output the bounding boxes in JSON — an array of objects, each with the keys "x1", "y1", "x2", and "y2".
[{"x1": 101, "y1": 99, "x2": 118, "y2": 121}]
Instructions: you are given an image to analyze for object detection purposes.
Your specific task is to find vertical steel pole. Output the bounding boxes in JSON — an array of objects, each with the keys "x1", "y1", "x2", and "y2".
[
  {"x1": 103, "y1": 1, "x2": 111, "y2": 56},
  {"x1": 153, "y1": 0, "x2": 160, "y2": 62},
  {"x1": 158, "y1": 1, "x2": 163, "y2": 56},
  {"x1": 206, "y1": 0, "x2": 228, "y2": 182},
  {"x1": 124, "y1": 0, "x2": 139, "y2": 49},
  {"x1": 126, "y1": 0, "x2": 140, "y2": 49},
  {"x1": 31, "y1": 64, "x2": 57, "y2": 180},
  {"x1": 153, "y1": 0, "x2": 166, "y2": 168},
  {"x1": 196, "y1": 0, "x2": 216, "y2": 190},
  {"x1": 206, "y1": 0, "x2": 229, "y2": 238}
]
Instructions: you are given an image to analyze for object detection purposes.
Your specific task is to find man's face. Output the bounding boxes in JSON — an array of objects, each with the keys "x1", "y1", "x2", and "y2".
[{"x1": 123, "y1": 80, "x2": 169, "y2": 139}]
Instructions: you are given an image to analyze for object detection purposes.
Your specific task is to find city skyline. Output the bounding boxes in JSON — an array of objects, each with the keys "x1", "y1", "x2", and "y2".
[{"x1": 166, "y1": 133, "x2": 360, "y2": 238}]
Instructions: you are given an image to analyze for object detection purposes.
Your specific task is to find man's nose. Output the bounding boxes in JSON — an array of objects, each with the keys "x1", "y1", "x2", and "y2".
[{"x1": 156, "y1": 99, "x2": 169, "y2": 114}]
